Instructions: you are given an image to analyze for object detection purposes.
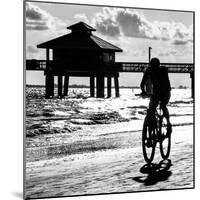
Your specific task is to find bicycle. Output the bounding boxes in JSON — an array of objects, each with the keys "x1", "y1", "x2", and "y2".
[{"x1": 142, "y1": 102, "x2": 171, "y2": 163}]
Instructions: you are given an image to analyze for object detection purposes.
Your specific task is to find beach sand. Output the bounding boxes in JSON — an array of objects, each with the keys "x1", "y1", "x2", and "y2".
[
  {"x1": 25, "y1": 125, "x2": 193, "y2": 199},
  {"x1": 25, "y1": 88, "x2": 194, "y2": 199}
]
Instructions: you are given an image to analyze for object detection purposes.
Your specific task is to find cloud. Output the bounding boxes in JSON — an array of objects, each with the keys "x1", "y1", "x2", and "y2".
[
  {"x1": 26, "y1": 4, "x2": 43, "y2": 20},
  {"x1": 170, "y1": 22, "x2": 193, "y2": 45},
  {"x1": 116, "y1": 9, "x2": 148, "y2": 38},
  {"x1": 26, "y1": 2, "x2": 66, "y2": 31},
  {"x1": 95, "y1": 22, "x2": 120, "y2": 37},
  {"x1": 74, "y1": 13, "x2": 89, "y2": 24},
  {"x1": 27, "y1": 45, "x2": 38, "y2": 53},
  {"x1": 172, "y1": 40, "x2": 188, "y2": 45},
  {"x1": 169, "y1": 50, "x2": 178, "y2": 56},
  {"x1": 91, "y1": 7, "x2": 193, "y2": 45},
  {"x1": 158, "y1": 49, "x2": 185, "y2": 58},
  {"x1": 92, "y1": 8, "x2": 120, "y2": 37}
]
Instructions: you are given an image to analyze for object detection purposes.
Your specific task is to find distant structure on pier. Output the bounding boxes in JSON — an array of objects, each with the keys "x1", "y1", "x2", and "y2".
[{"x1": 37, "y1": 21, "x2": 123, "y2": 98}]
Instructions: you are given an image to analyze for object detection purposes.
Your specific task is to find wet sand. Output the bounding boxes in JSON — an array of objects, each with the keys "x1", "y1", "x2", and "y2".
[{"x1": 25, "y1": 125, "x2": 193, "y2": 199}]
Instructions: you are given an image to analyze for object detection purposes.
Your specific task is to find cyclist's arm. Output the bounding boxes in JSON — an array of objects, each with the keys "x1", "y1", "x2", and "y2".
[
  {"x1": 162, "y1": 66, "x2": 171, "y2": 91},
  {"x1": 140, "y1": 68, "x2": 150, "y2": 93},
  {"x1": 166, "y1": 69, "x2": 171, "y2": 91}
]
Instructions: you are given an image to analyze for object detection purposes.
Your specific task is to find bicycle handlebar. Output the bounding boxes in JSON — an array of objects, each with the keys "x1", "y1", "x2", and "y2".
[{"x1": 135, "y1": 92, "x2": 151, "y2": 99}]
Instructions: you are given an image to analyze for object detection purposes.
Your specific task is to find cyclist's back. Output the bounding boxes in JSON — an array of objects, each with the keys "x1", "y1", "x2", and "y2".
[
  {"x1": 140, "y1": 57, "x2": 172, "y2": 132},
  {"x1": 141, "y1": 62, "x2": 171, "y2": 96}
]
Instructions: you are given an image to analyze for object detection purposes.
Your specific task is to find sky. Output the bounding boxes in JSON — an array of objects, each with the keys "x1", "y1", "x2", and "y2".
[{"x1": 25, "y1": 1, "x2": 194, "y2": 87}]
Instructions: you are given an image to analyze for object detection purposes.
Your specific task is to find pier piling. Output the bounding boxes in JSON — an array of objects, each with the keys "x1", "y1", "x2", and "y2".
[
  {"x1": 114, "y1": 74, "x2": 120, "y2": 97},
  {"x1": 45, "y1": 74, "x2": 51, "y2": 98},
  {"x1": 96, "y1": 75, "x2": 105, "y2": 98},
  {"x1": 58, "y1": 75, "x2": 63, "y2": 97},
  {"x1": 64, "y1": 75, "x2": 69, "y2": 96},
  {"x1": 49, "y1": 75, "x2": 54, "y2": 97},
  {"x1": 107, "y1": 76, "x2": 112, "y2": 98},
  {"x1": 90, "y1": 76, "x2": 95, "y2": 97}
]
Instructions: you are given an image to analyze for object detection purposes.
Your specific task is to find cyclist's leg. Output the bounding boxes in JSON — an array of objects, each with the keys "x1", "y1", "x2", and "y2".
[
  {"x1": 160, "y1": 91, "x2": 172, "y2": 133},
  {"x1": 145, "y1": 94, "x2": 159, "y2": 147},
  {"x1": 149, "y1": 93, "x2": 159, "y2": 110},
  {"x1": 147, "y1": 94, "x2": 159, "y2": 125},
  {"x1": 162, "y1": 106, "x2": 170, "y2": 122},
  {"x1": 160, "y1": 91, "x2": 171, "y2": 123},
  {"x1": 160, "y1": 102, "x2": 170, "y2": 123}
]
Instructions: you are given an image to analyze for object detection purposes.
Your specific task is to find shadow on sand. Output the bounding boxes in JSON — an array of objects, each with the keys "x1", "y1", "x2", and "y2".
[{"x1": 133, "y1": 159, "x2": 172, "y2": 186}]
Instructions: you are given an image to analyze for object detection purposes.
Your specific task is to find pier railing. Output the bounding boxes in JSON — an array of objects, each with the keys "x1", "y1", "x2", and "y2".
[
  {"x1": 25, "y1": 59, "x2": 194, "y2": 98},
  {"x1": 26, "y1": 59, "x2": 194, "y2": 74},
  {"x1": 107, "y1": 62, "x2": 194, "y2": 73}
]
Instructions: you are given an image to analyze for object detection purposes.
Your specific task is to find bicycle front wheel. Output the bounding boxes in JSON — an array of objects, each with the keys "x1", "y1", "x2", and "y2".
[
  {"x1": 160, "y1": 117, "x2": 171, "y2": 160},
  {"x1": 142, "y1": 117, "x2": 156, "y2": 163}
]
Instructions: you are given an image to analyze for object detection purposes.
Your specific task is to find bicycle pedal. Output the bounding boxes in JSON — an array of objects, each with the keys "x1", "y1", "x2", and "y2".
[
  {"x1": 146, "y1": 140, "x2": 154, "y2": 147},
  {"x1": 160, "y1": 134, "x2": 169, "y2": 141}
]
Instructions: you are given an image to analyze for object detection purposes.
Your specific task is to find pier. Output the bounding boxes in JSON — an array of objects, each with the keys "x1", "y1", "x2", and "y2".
[
  {"x1": 26, "y1": 59, "x2": 194, "y2": 98},
  {"x1": 26, "y1": 22, "x2": 194, "y2": 98}
]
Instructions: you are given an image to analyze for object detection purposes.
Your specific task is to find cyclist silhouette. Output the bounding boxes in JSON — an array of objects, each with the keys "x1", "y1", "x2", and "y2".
[{"x1": 140, "y1": 57, "x2": 172, "y2": 134}]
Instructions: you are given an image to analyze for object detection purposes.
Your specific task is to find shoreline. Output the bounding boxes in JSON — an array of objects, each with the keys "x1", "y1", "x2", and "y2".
[{"x1": 25, "y1": 85, "x2": 189, "y2": 89}]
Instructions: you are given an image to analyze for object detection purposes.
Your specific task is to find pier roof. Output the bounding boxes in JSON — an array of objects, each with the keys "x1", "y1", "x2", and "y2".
[
  {"x1": 67, "y1": 21, "x2": 96, "y2": 32},
  {"x1": 37, "y1": 21, "x2": 122, "y2": 52}
]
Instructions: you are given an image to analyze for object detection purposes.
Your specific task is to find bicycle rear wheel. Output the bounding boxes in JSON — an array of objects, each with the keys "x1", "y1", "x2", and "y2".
[
  {"x1": 160, "y1": 117, "x2": 171, "y2": 159},
  {"x1": 142, "y1": 117, "x2": 156, "y2": 163}
]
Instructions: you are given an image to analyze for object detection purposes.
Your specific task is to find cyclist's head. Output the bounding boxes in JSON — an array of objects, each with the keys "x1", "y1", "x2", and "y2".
[{"x1": 150, "y1": 58, "x2": 160, "y2": 69}]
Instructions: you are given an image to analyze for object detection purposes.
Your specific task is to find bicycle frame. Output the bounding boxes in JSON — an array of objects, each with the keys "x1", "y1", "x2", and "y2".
[
  {"x1": 142, "y1": 103, "x2": 171, "y2": 163},
  {"x1": 157, "y1": 105, "x2": 163, "y2": 138}
]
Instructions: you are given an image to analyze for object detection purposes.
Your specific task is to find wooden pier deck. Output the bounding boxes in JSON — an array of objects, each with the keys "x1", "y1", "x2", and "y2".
[
  {"x1": 26, "y1": 60, "x2": 194, "y2": 74},
  {"x1": 25, "y1": 60, "x2": 194, "y2": 98}
]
